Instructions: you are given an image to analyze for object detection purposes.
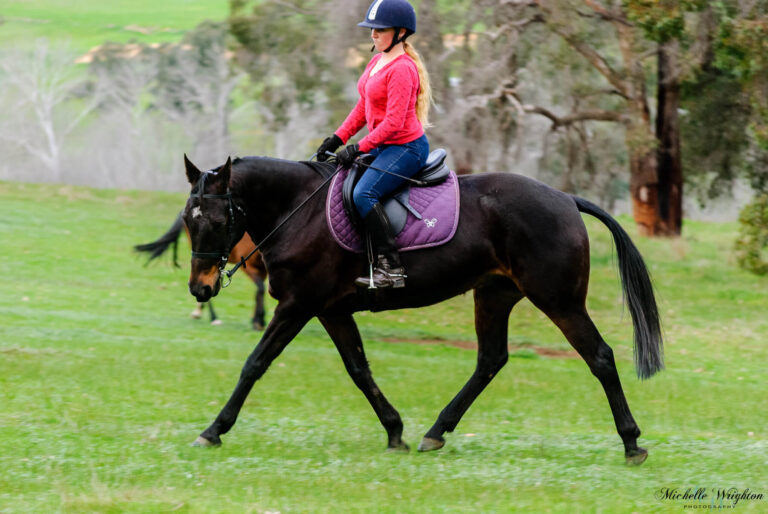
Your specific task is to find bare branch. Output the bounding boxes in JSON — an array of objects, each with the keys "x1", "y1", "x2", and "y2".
[
  {"x1": 534, "y1": 0, "x2": 630, "y2": 97},
  {"x1": 524, "y1": 104, "x2": 624, "y2": 128},
  {"x1": 501, "y1": 0, "x2": 539, "y2": 6},
  {"x1": 462, "y1": 86, "x2": 518, "y2": 109},
  {"x1": 581, "y1": 0, "x2": 633, "y2": 27},
  {"x1": 559, "y1": 34, "x2": 628, "y2": 96}
]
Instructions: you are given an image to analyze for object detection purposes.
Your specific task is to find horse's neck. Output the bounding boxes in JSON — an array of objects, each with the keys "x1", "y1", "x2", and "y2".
[{"x1": 233, "y1": 158, "x2": 322, "y2": 241}]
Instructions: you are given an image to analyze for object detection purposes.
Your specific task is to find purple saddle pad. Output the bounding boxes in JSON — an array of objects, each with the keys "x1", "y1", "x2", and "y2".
[{"x1": 326, "y1": 167, "x2": 460, "y2": 253}]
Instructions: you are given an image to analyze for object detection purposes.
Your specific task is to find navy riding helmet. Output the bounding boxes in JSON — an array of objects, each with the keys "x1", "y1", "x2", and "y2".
[{"x1": 358, "y1": 0, "x2": 417, "y2": 52}]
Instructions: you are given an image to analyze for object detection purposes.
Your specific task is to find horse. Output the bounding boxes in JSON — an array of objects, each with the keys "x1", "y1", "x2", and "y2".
[
  {"x1": 181, "y1": 153, "x2": 663, "y2": 465},
  {"x1": 135, "y1": 212, "x2": 268, "y2": 330}
]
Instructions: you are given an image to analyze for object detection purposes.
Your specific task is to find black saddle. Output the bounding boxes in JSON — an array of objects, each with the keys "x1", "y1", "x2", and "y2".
[{"x1": 342, "y1": 148, "x2": 449, "y2": 235}]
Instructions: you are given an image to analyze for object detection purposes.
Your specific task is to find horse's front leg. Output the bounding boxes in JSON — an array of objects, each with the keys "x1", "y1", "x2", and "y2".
[
  {"x1": 318, "y1": 314, "x2": 408, "y2": 452},
  {"x1": 194, "y1": 303, "x2": 310, "y2": 447}
]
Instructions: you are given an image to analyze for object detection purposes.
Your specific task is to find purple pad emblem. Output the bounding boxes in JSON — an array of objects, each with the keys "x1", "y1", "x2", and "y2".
[{"x1": 326, "y1": 167, "x2": 460, "y2": 253}]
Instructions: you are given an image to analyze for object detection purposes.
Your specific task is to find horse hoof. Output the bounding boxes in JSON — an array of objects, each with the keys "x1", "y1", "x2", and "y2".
[
  {"x1": 253, "y1": 322, "x2": 265, "y2": 331},
  {"x1": 417, "y1": 437, "x2": 445, "y2": 452},
  {"x1": 192, "y1": 435, "x2": 221, "y2": 448},
  {"x1": 387, "y1": 441, "x2": 410, "y2": 453},
  {"x1": 210, "y1": 320, "x2": 223, "y2": 326},
  {"x1": 190, "y1": 311, "x2": 202, "y2": 319},
  {"x1": 625, "y1": 447, "x2": 648, "y2": 466}
]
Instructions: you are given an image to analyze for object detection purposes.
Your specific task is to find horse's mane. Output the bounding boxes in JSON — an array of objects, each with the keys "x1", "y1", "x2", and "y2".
[{"x1": 210, "y1": 155, "x2": 336, "y2": 180}]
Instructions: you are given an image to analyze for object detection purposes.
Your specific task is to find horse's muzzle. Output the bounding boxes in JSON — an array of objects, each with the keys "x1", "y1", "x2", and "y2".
[
  {"x1": 189, "y1": 271, "x2": 221, "y2": 302},
  {"x1": 189, "y1": 283, "x2": 214, "y2": 302}
]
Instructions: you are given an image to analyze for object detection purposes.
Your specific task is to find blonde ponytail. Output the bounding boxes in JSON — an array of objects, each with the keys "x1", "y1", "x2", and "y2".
[{"x1": 404, "y1": 41, "x2": 433, "y2": 128}]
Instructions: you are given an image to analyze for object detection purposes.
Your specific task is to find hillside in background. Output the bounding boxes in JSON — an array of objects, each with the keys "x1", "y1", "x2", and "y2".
[{"x1": 1, "y1": 1, "x2": 228, "y2": 52}]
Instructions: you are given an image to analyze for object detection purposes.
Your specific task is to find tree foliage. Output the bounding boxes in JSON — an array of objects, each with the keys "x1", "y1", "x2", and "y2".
[{"x1": 734, "y1": 193, "x2": 768, "y2": 274}]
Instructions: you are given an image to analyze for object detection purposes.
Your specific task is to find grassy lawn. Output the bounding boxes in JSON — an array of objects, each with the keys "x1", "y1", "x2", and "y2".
[
  {"x1": 1, "y1": 1, "x2": 229, "y2": 52},
  {"x1": 0, "y1": 179, "x2": 766, "y2": 513}
]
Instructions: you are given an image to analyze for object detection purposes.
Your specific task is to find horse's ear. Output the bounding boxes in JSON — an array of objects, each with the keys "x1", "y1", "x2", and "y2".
[
  {"x1": 219, "y1": 156, "x2": 232, "y2": 186},
  {"x1": 184, "y1": 154, "x2": 201, "y2": 185}
]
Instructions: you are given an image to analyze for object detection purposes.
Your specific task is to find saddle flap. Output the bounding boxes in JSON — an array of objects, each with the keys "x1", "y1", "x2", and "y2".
[
  {"x1": 383, "y1": 196, "x2": 409, "y2": 235},
  {"x1": 341, "y1": 160, "x2": 411, "y2": 236},
  {"x1": 341, "y1": 155, "x2": 375, "y2": 229}
]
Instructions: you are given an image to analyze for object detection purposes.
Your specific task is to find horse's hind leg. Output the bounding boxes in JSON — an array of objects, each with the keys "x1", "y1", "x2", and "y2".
[
  {"x1": 419, "y1": 275, "x2": 523, "y2": 452},
  {"x1": 548, "y1": 308, "x2": 646, "y2": 465},
  {"x1": 252, "y1": 277, "x2": 266, "y2": 331},
  {"x1": 319, "y1": 314, "x2": 408, "y2": 451}
]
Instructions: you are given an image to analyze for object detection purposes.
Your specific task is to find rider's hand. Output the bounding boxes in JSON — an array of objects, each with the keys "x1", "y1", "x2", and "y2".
[
  {"x1": 336, "y1": 144, "x2": 361, "y2": 167},
  {"x1": 315, "y1": 134, "x2": 343, "y2": 162}
]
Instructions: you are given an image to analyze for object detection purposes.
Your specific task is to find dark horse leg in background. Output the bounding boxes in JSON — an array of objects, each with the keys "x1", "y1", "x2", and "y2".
[
  {"x1": 252, "y1": 277, "x2": 266, "y2": 330},
  {"x1": 232, "y1": 235, "x2": 268, "y2": 330}
]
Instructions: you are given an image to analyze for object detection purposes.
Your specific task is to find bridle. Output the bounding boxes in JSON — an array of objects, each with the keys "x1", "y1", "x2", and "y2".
[{"x1": 188, "y1": 170, "x2": 246, "y2": 286}]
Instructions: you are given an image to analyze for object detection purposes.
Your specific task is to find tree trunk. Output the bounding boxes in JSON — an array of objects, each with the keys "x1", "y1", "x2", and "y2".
[
  {"x1": 655, "y1": 40, "x2": 683, "y2": 236},
  {"x1": 633, "y1": 41, "x2": 683, "y2": 237},
  {"x1": 624, "y1": 55, "x2": 664, "y2": 236},
  {"x1": 618, "y1": 21, "x2": 682, "y2": 237},
  {"x1": 629, "y1": 147, "x2": 660, "y2": 236}
]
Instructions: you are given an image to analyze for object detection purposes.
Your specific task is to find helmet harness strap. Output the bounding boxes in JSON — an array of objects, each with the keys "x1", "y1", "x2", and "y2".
[{"x1": 371, "y1": 27, "x2": 409, "y2": 53}]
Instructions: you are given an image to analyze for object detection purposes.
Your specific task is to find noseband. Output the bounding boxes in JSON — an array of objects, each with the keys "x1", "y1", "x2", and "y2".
[{"x1": 189, "y1": 171, "x2": 246, "y2": 287}]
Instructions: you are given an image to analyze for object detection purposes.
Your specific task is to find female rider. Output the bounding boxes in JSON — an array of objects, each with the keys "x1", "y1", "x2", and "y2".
[{"x1": 316, "y1": 0, "x2": 432, "y2": 289}]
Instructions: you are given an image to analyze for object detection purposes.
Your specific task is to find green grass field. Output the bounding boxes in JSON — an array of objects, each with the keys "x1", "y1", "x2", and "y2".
[
  {"x1": 1, "y1": 1, "x2": 229, "y2": 52},
  {"x1": 0, "y1": 179, "x2": 765, "y2": 512}
]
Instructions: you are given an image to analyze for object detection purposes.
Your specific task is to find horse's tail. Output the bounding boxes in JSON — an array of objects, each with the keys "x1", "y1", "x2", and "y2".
[
  {"x1": 573, "y1": 196, "x2": 664, "y2": 379},
  {"x1": 134, "y1": 210, "x2": 185, "y2": 268}
]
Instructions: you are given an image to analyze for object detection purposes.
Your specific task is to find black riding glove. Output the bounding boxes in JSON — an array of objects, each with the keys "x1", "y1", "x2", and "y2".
[
  {"x1": 336, "y1": 144, "x2": 361, "y2": 167},
  {"x1": 316, "y1": 134, "x2": 343, "y2": 161}
]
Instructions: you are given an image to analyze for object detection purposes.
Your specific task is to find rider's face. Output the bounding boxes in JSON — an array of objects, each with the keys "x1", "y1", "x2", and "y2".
[{"x1": 371, "y1": 28, "x2": 397, "y2": 52}]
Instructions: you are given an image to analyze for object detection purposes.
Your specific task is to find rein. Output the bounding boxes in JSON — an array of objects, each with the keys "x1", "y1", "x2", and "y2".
[
  {"x1": 323, "y1": 151, "x2": 428, "y2": 186},
  {"x1": 194, "y1": 157, "x2": 341, "y2": 288}
]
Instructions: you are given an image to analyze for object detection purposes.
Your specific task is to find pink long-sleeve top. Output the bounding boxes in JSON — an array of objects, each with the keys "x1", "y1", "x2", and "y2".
[{"x1": 335, "y1": 53, "x2": 424, "y2": 153}]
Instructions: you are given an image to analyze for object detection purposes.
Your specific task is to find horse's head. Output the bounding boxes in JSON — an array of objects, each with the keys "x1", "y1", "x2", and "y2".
[{"x1": 182, "y1": 155, "x2": 246, "y2": 302}]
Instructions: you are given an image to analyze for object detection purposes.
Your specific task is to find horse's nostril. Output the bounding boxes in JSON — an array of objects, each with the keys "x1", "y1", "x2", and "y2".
[{"x1": 189, "y1": 282, "x2": 213, "y2": 302}]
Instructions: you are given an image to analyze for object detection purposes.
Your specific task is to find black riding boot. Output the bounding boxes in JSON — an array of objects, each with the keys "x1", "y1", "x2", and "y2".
[{"x1": 355, "y1": 203, "x2": 406, "y2": 289}]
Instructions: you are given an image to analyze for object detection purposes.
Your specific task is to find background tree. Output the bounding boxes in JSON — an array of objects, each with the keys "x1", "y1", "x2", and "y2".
[
  {"x1": 151, "y1": 21, "x2": 244, "y2": 162},
  {"x1": 518, "y1": 1, "x2": 685, "y2": 235},
  {"x1": 0, "y1": 41, "x2": 104, "y2": 182},
  {"x1": 228, "y1": 0, "x2": 367, "y2": 158}
]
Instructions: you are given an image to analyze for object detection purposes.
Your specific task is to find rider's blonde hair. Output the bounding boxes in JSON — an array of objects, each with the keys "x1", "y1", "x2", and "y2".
[{"x1": 403, "y1": 40, "x2": 432, "y2": 128}]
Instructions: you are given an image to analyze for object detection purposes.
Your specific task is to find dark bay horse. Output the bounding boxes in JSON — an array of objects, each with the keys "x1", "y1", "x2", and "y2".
[
  {"x1": 135, "y1": 212, "x2": 268, "y2": 330},
  {"x1": 182, "y1": 154, "x2": 663, "y2": 465}
]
